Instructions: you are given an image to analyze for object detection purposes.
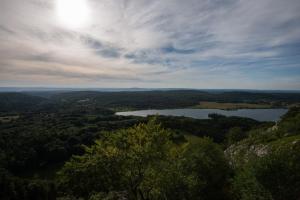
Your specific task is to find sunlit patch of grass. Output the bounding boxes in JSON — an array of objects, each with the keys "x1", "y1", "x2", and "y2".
[
  {"x1": 0, "y1": 115, "x2": 19, "y2": 123},
  {"x1": 193, "y1": 101, "x2": 273, "y2": 110}
]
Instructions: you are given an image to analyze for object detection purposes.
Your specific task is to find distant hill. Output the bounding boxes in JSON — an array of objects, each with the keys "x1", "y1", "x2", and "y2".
[
  {"x1": 50, "y1": 90, "x2": 300, "y2": 109},
  {"x1": 0, "y1": 90, "x2": 300, "y2": 113},
  {"x1": 1, "y1": 87, "x2": 299, "y2": 93},
  {"x1": 0, "y1": 93, "x2": 46, "y2": 112}
]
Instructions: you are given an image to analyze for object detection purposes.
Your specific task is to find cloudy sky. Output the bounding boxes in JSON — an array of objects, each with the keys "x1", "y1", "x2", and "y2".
[{"x1": 0, "y1": 0, "x2": 300, "y2": 89}]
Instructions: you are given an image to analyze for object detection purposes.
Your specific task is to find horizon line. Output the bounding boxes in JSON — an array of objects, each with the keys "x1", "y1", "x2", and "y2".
[{"x1": 0, "y1": 86, "x2": 300, "y2": 92}]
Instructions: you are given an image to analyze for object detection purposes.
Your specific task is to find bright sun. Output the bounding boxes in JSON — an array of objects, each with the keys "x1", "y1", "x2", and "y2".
[{"x1": 56, "y1": 0, "x2": 90, "y2": 29}]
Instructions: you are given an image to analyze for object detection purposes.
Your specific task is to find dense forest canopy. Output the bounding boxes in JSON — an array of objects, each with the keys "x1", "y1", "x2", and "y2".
[
  {"x1": 0, "y1": 91, "x2": 299, "y2": 200},
  {"x1": 1, "y1": 90, "x2": 300, "y2": 113}
]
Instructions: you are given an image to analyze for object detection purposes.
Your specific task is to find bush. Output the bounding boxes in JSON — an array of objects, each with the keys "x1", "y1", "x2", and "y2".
[{"x1": 57, "y1": 120, "x2": 231, "y2": 200}]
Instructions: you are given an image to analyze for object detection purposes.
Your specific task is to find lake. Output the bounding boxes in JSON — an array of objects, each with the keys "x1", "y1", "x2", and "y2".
[{"x1": 116, "y1": 108, "x2": 288, "y2": 121}]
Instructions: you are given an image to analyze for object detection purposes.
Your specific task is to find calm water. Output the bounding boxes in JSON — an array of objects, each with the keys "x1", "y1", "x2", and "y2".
[{"x1": 116, "y1": 108, "x2": 288, "y2": 122}]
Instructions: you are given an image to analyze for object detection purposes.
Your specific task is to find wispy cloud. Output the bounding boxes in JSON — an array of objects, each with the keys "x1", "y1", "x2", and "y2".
[{"x1": 0, "y1": 0, "x2": 299, "y2": 89}]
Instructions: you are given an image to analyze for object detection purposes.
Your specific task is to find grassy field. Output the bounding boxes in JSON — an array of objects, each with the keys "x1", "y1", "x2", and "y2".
[
  {"x1": 287, "y1": 103, "x2": 300, "y2": 108},
  {"x1": 184, "y1": 134, "x2": 204, "y2": 144},
  {"x1": 0, "y1": 115, "x2": 19, "y2": 123},
  {"x1": 193, "y1": 101, "x2": 273, "y2": 110}
]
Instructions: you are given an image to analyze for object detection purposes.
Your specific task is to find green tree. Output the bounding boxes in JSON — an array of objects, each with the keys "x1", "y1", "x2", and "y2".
[
  {"x1": 58, "y1": 120, "x2": 231, "y2": 200},
  {"x1": 58, "y1": 119, "x2": 173, "y2": 199},
  {"x1": 253, "y1": 143, "x2": 300, "y2": 200},
  {"x1": 225, "y1": 127, "x2": 245, "y2": 146},
  {"x1": 232, "y1": 140, "x2": 300, "y2": 200},
  {"x1": 183, "y1": 137, "x2": 231, "y2": 200},
  {"x1": 232, "y1": 168, "x2": 272, "y2": 200}
]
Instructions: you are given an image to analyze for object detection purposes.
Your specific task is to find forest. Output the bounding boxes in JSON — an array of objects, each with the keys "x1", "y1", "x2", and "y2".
[{"x1": 0, "y1": 90, "x2": 299, "y2": 200}]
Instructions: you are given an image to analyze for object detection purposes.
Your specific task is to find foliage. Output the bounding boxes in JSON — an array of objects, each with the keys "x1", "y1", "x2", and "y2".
[
  {"x1": 232, "y1": 142, "x2": 300, "y2": 200},
  {"x1": 0, "y1": 91, "x2": 299, "y2": 200},
  {"x1": 276, "y1": 107, "x2": 300, "y2": 136},
  {"x1": 230, "y1": 107, "x2": 300, "y2": 200},
  {"x1": 232, "y1": 168, "x2": 273, "y2": 200},
  {"x1": 182, "y1": 137, "x2": 230, "y2": 200},
  {"x1": 57, "y1": 120, "x2": 231, "y2": 200},
  {"x1": 2, "y1": 90, "x2": 300, "y2": 113},
  {"x1": 50, "y1": 90, "x2": 300, "y2": 110},
  {"x1": 155, "y1": 114, "x2": 266, "y2": 143},
  {"x1": 0, "y1": 168, "x2": 56, "y2": 200},
  {"x1": 253, "y1": 143, "x2": 300, "y2": 200},
  {"x1": 58, "y1": 120, "x2": 172, "y2": 199},
  {"x1": 225, "y1": 127, "x2": 246, "y2": 145}
]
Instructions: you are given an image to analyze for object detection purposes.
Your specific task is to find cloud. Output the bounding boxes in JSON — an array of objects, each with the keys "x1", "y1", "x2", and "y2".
[
  {"x1": 161, "y1": 45, "x2": 196, "y2": 54},
  {"x1": 82, "y1": 36, "x2": 122, "y2": 58},
  {"x1": 0, "y1": 0, "x2": 299, "y2": 89}
]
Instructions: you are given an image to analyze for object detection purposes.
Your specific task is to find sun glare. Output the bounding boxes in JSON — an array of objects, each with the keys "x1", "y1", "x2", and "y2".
[{"x1": 56, "y1": 0, "x2": 90, "y2": 29}]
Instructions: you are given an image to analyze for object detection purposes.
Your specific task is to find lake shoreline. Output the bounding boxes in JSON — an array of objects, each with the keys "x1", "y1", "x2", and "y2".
[{"x1": 116, "y1": 108, "x2": 288, "y2": 122}]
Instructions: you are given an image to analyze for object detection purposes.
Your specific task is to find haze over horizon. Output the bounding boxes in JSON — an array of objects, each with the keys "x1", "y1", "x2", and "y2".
[{"x1": 0, "y1": 0, "x2": 300, "y2": 89}]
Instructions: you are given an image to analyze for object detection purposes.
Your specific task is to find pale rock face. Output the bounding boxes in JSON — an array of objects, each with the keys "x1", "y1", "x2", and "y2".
[
  {"x1": 292, "y1": 140, "x2": 299, "y2": 145},
  {"x1": 249, "y1": 144, "x2": 268, "y2": 157},
  {"x1": 225, "y1": 142, "x2": 269, "y2": 167}
]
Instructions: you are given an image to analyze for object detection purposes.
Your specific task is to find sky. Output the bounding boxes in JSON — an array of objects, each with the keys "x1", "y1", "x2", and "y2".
[{"x1": 0, "y1": 0, "x2": 300, "y2": 89}]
